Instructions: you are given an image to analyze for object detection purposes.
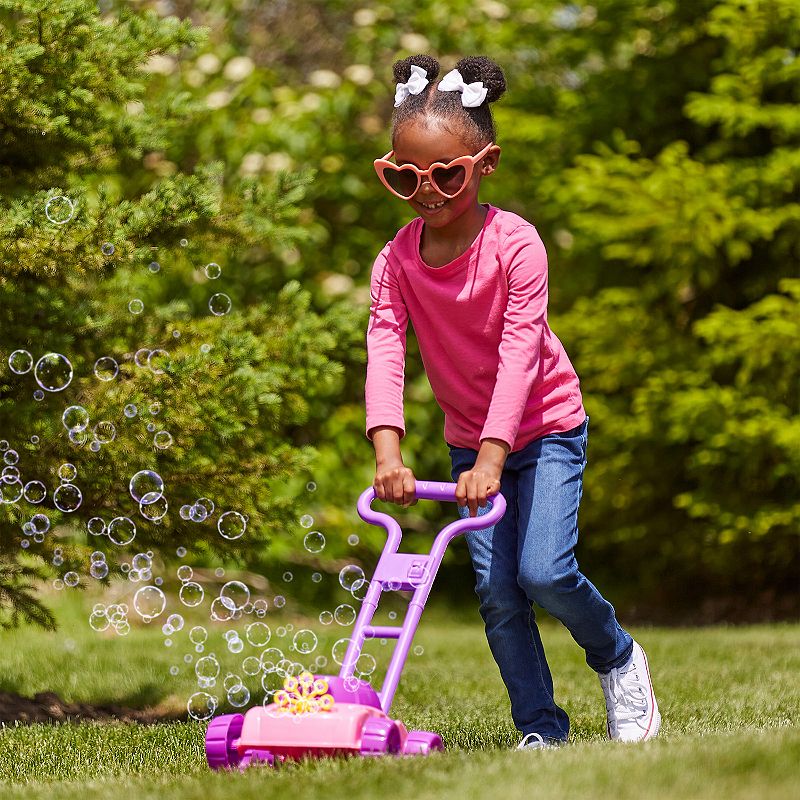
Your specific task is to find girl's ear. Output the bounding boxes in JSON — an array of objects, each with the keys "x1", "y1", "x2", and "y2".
[{"x1": 481, "y1": 145, "x2": 501, "y2": 175}]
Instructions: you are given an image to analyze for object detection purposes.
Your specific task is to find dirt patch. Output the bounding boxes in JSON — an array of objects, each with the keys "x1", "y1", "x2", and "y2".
[{"x1": 0, "y1": 691, "x2": 186, "y2": 726}]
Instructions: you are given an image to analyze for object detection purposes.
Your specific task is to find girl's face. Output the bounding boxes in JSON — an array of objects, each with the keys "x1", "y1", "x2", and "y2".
[{"x1": 391, "y1": 121, "x2": 500, "y2": 229}]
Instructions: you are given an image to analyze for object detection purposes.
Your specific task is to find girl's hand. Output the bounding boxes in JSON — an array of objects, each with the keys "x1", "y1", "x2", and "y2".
[
  {"x1": 374, "y1": 462, "x2": 418, "y2": 508},
  {"x1": 456, "y1": 466, "x2": 502, "y2": 517}
]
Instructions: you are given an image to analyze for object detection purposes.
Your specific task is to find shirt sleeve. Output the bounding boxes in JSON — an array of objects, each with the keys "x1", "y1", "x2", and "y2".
[
  {"x1": 479, "y1": 224, "x2": 549, "y2": 450},
  {"x1": 364, "y1": 243, "x2": 409, "y2": 441}
]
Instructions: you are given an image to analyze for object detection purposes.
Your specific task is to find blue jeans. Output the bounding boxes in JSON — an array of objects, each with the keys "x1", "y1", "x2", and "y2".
[{"x1": 448, "y1": 415, "x2": 633, "y2": 742}]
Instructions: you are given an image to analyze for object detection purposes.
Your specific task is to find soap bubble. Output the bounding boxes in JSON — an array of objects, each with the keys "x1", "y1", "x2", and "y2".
[
  {"x1": 311, "y1": 572, "x2": 322, "y2": 583},
  {"x1": 64, "y1": 571, "x2": 80, "y2": 587},
  {"x1": 0, "y1": 479, "x2": 23, "y2": 503},
  {"x1": 58, "y1": 462, "x2": 77, "y2": 482},
  {"x1": 107, "y1": 516, "x2": 136, "y2": 546},
  {"x1": 153, "y1": 430, "x2": 173, "y2": 449},
  {"x1": 220, "y1": 580, "x2": 250, "y2": 610},
  {"x1": 318, "y1": 610, "x2": 333, "y2": 625},
  {"x1": 53, "y1": 483, "x2": 82, "y2": 512},
  {"x1": 351, "y1": 579, "x2": 370, "y2": 602},
  {"x1": 303, "y1": 530, "x2": 325, "y2": 553},
  {"x1": 33, "y1": 390, "x2": 44, "y2": 401},
  {"x1": 147, "y1": 349, "x2": 169, "y2": 375},
  {"x1": 8, "y1": 349, "x2": 33, "y2": 374},
  {"x1": 245, "y1": 622, "x2": 271, "y2": 647},
  {"x1": 282, "y1": 571, "x2": 293, "y2": 582},
  {"x1": 187, "y1": 691, "x2": 217, "y2": 721},
  {"x1": 93, "y1": 356, "x2": 118, "y2": 381},
  {"x1": 34, "y1": 353, "x2": 73, "y2": 392},
  {"x1": 177, "y1": 565, "x2": 193, "y2": 582},
  {"x1": 292, "y1": 629, "x2": 318, "y2": 655},
  {"x1": 332, "y1": 638, "x2": 354, "y2": 665},
  {"x1": 148, "y1": 261, "x2": 160, "y2": 273},
  {"x1": 338, "y1": 565, "x2": 365, "y2": 592},
  {"x1": 179, "y1": 238, "x2": 188, "y2": 247},
  {"x1": 139, "y1": 494, "x2": 168, "y2": 521},
  {"x1": 129, "y1": 470, "x2": 164, "y2": 505},
  {"x1": 227, "y1": 684, "x2": 250, "y2": 707},
  {"x1": 227, "y1": 636, "x2": 244, "y2": 654},
  {"x1": 189, "y1": 626, "x2": 208, "y2": 645},
  {"x1": 179, "y1": 581, "x2": 204, "y2": 607},
  {"x1": 356, "y1": 653, "x2": 377, "y2": 675},
  {"x1": 134, "y1": 348, "x2": 151, "y2": 368},
  {"x1": 413, "y1": 645, "x2": 424, "y2": 656},
  {"x1": 242, "y1": 656, "x2": 261, "y2": 676},
  {"x1": 273, "y1": 595, "x2": 285, "y2": 609},
  {"x1": 124, "y1": 404, "x2": 138, "y2": 418},
  {"x1": 62, "y1": 406, "x2": 90, "y2": 433},
  {"x1": 3, "y1": 450, "x2": 18, "y2": 466},
  {"x1": 133, "y1": 585, "x2": 166, "y2": 621},
  {"x1": 87, "y1": 517, "x2": 106, "y2": 535},
  {"x1": 200, "y1": 343, "x2": 212, "y2": 354},
  {"x1": 90, "y1": 561, "x2": 109, "y2": 579},
  {"x1": 208, "y1": 293, "x2": 232, "y2": 316},
  {"x1": 89, "y1": 609, "x2": 109, "y2": 631},
  {"x1": 348, "y1": 534, "x2": 359, "y2": 546},
  {"x1": 299, "y1": 514, "x2": 314, "y2": 528},
  {"x1": 93, "y1": 421, "x2": 116, "y2": 444},
  {"x1": 101, "y1": 242, "x2": 115, "y2": 256},
  {"x1": 306, "y1": 481, "x2": 316, "y2": 492},
  {"x1": 166, "y1": 613, "x2": 184, "y2": 632},
  {"x1": 23, "y1": 480, "x2": 47, "y2": 504},
  {"x1": 2, "y1": 466, "x2": 20, "y2": 482},
  {"x1": 149, "y1": 402, "x2": 162, "y2": 415},
  {"x1": 30, "y1": 513, "x2": 50, "y2": 534},
  {"x1": 128, "y1": 299, "x2": 144, "y2": 315},
  {"x1": 190, "y1": 503, "x2": 208, "y2": 522},
  {"x1": 204, "y1": 262, "x2": 221, "y2": 279},
  {"x1": 210, "y1": 596, "x2": 236, "y2": 622},
  {"x1": 334, "y1": 604, "x2": 356, "y2": 626},
  {"x1": 218, "y1": 511, "x2": 246, "y2": 540},
  {"x1": 44, "y1": 195, "x2": 75, "y2": 224},
  {"x1": 195, "y1": 497, "x2": 215, "y2": 516}
]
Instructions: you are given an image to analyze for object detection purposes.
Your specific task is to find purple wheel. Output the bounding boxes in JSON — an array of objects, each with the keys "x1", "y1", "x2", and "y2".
[
  {"x1": 239, "y1": 749, "x2": 275, "y2": 770},
  {"x1": 403, "y1": 730, "x2": 444, "y2": 755},
  {"x1": 360, "y1": 718, "x2": 401, "y2": 756},
  {"x1": 205, "y1": 713, "x2": 244, "y2": 770}
]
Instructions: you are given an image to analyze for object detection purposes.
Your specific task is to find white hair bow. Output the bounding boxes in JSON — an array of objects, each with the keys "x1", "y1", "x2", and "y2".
[
  {"x1": 437, "y1": 68, "x2": 488, "y2": 107},
  {"x1": 394, "y1": 64, "x2": 430, "y2": 107}
]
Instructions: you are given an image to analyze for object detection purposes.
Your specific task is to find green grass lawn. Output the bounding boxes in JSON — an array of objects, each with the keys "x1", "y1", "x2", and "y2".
[{"x1": 0, "y1": 590, "x2": 798, "y2": 800}]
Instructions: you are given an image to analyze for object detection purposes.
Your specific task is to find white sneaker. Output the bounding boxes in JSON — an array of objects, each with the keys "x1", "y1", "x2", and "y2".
[
  {"x1": 599, "y1": 640, "x2": 661, "y2": 742},
  {"x1": 516, "y1": 732, "x2": 563, "y2": 750}
]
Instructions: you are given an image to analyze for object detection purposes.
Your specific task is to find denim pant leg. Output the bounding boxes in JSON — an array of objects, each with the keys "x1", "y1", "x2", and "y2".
[
  {"x1": 449, "y1": 447, "x2": 571, "y2": 741},
  {"x1": 512, "y1": 416, "x2": 633, "y2": 673}
]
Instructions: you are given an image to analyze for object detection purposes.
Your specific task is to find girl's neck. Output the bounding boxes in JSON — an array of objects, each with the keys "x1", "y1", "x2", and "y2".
[{"x1": 421, "y1": 202, "x2": 488, "y2": 251}]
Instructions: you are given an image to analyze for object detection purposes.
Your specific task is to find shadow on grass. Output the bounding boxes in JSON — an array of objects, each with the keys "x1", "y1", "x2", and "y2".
[{"x1": 0, "y1": 684, "x2": 187, "y2": 726}]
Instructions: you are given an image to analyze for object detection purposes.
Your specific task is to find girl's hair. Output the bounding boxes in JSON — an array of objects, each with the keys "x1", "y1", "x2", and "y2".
[{"x1": 390, "y1": 54, "x2": 506, "y2": 151}]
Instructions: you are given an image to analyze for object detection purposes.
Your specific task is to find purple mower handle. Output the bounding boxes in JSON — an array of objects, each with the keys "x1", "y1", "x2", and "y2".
[{"x1": 346, "y1": 480, "x2": 507, "y2": 714}]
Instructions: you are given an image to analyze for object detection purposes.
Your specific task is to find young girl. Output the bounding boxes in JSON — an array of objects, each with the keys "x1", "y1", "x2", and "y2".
[{"x1": 364, "y1": 54, "x2": 660, "y2": 749}]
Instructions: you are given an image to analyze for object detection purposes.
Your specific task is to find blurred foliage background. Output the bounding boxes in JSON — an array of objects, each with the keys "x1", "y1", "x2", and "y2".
[{"x1": 0, "y1": 0, "x2": 798, "y2": 627}]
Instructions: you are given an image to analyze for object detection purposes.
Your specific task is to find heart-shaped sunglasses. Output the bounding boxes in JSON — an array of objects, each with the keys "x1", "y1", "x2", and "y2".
[{"x1": 373, "y1": 141, "x2": 495, "y2": 200}]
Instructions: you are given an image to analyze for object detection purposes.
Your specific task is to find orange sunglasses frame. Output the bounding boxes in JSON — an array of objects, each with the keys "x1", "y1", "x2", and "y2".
[{"x1": 373, "y1": 141, "x2": 495, "y2": 200}]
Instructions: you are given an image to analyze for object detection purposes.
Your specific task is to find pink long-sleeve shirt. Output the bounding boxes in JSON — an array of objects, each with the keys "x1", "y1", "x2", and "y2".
[{"x1": 364, "y1": 203, "x2": 586, "y2": 453}]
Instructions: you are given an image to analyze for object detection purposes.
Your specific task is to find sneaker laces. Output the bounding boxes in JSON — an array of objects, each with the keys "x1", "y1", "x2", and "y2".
[{"x1": 601, "y1": 659, "x2": 649, "y2": 730}]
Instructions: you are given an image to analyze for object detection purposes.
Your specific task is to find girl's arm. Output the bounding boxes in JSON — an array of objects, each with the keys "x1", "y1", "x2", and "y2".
[{"x1": 371, "y1": 425, "x2": 417, "y2": 508}]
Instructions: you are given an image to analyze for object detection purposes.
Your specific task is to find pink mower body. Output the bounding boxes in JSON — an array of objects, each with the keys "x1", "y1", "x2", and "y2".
[{"x1": 205, "y1": 481, "x2": 507, "y2": 770}]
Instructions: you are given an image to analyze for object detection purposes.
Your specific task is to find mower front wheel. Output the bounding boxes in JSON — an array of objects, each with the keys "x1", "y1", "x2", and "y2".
[{"x1": 205, "y1": 713, "x2": 244, "y2": 770}]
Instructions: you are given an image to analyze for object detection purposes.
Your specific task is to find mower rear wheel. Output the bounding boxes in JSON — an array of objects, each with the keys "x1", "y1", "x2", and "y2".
[{"x1": 360, "y1": 718, "x2": 401, "y2": 755}]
